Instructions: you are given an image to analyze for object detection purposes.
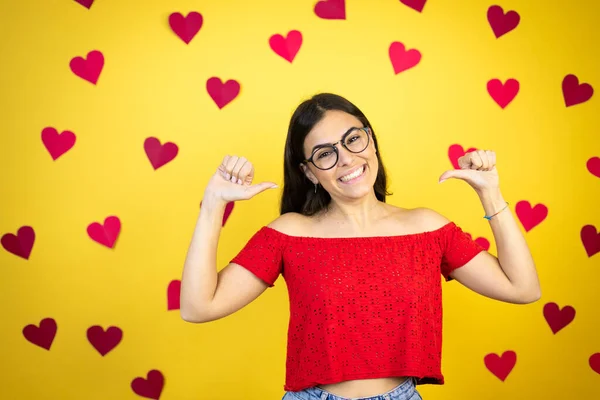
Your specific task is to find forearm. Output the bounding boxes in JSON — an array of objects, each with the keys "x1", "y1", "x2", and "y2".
[
  {"x1": 179, "y1": 194, "x2": 228, "y2": 321},
  {"x1": 478, "y1": 189, "x2": 541, "y2": 299}
]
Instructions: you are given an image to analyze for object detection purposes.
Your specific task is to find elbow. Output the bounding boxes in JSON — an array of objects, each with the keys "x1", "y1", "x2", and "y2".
[
  {"x1": 180, "y1": 304, "x2": 210, "y2": 323},
  {"x1": 516, "y1": 285, "x2": 542, "y2": 304}
]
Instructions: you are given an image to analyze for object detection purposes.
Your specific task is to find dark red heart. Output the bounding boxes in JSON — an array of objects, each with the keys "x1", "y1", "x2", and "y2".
[
  {"x1": 87, "y1": 216, "x2": 121, "y2": 248},
  {"x1": 587, "y1": 157, "x2": 600, "y2": 178},
  {"x1": 562, "y1": 74, "x2": 594, "y2": 107},
  {"x1": 70, "y1": 50, "x2": 104, "y2": 85},
  {"x1": 269, "y1": 30, "x2": 303, "y2": 63},
  {"x1": 590, "y1": 353, "x2": 600, "y2": 375},
  {"x1": 487, "y1": 78, "x2": 519, "y2": 109},
  {"x1": 87, "y1": 326, "x2": 122, "y2": 356},
  {"x1": 581, "y1": 225, "x2": 600, "y2": 257},
  {"x1": 314, "y1": 0, "x2": 346, "y2": 20},
  {"x1": 41, "y1": 127, "x2": 76, "y2": 160},
  {"x1": 1, "y1": 226, "x2": 35, "y2": 260},
  {"x1": 167, "y1": 280, "x2": 181, "y2": 311},
  {"x1": 515, "y1": 201, "x2": 547, "y2": 232},
  {"x1": 168, "y1": 12, "x2": 203, "y2": 44},
  {"x1": 484, "y1": 350, "x2": 516, "y2": 381},
  {"x1": 487, "y1": 5, "x2": 520, "y2": 38},
  {"x1": 389, "y1": 42, "x2": 421, "y2": 74},
  {"x1": 206, "y1": 77, "x2": 240, "y2": 109},
  {"x1": 74, "y1": 0, "x2": 94, "y2": 9},
  {"x1": 131, "y1": 370, "x2": 165, "y2": 400},
  {"x1": 23, "y1": 318, "x2": 57, "y2": 350},
  {"x1": 399, "y1": 0, "x2": 427, "y2": 12},
  {"x1": 144, "y1": 137, "x2": 179, "y2": 170},
  {"x1": 543, "y1": 302, "x2": 575, "y2": 334}
]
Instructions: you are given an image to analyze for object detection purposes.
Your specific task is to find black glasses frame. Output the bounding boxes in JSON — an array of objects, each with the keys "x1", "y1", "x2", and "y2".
[{"x1": 302, "y1": 127, "x2": 372, "y2": 171}]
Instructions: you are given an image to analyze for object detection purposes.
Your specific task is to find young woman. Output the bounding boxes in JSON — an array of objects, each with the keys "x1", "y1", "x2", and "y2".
[{"x1": 179, "y1": 93, "x2": 541, "y2": 400}]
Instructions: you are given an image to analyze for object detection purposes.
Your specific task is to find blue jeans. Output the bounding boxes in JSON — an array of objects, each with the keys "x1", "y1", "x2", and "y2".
[{"x1": 282, "y1": 377, "x2": 423, "y2": 400}]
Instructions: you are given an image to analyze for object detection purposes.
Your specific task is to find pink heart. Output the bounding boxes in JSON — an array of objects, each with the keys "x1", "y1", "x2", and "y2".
[
  {"x1": 389, "y1": 42, "x2": 421, "y2": 74},
  {"x1": 590, "y1": 353, "x2": 600, "y2": 375},
  {"x1": 70, "y1": 50, "x2": 104, "y2": 85},
  {"x1": 448, "y1": 144, "x2": 477, "y2": 170},
  {"x1": 487, "y1": 78, "x2": 519, "y2": 109},
  {"x1": 484, "y1": 350, "x2": 516, "y2": 381},
  {"x1": 41, "y1": 127, "x2": 76, "y2": 160},
  {"x1": 487, "y1": 5, "x2": 520, "y2": 38},
  {"x1": 199, "y1": 201, "x2": 235, "y2": 226},
  {"x1": 269, "y1": 30, "x2": 303, "y2": 63},
  {"x1": 168, "y1": 12, "x2": 203, "y2": 44},
  {"x1": 87, "y1": 216, "x2": 121, "y2": 249},
  {"x1": 167, "y1": 280, "x2": 181, "y2": 311},
  {"x1": 23, "y1": 318, "x2": 57, "y2": 350},
  {"x1": 543, "y1": 302, "x2": 575, "y2": 334},
  {"x1": 87, "y1": 325, "x2": 122, "y2": 356},
  {"x1": 1, "y1": 226, "x2": 35, "y2": 260},
  {"x1": 581, "y1": 225, "x2": 600, "y2": 258},
  {"x1": 206, "y1": 77, "x2": 240, "y2": 109},
  {"x1": 74, "y1": 0, "x2": 94, "y2": 9},
  {"x1": 314, "y1": 0, "x2": 346, "y2": 20},
  {"x1": 515, "y1": 201, "x2": 547, "y2": 232},
  {"x1": 562, "y1": 74, "x2": 594, "y2": 107},
  {"x1": 587, "y1": 157, "x2": 600, "y2": 178},
  {"x1": 144, "y1": 137, "x2": 179, "y2": 170},
  {"x1": 399, "y1": 0, "x2": 427, "y2": 12},
  {"x1": 131, "y1": 370, "x2": 165, "y2": 400}
]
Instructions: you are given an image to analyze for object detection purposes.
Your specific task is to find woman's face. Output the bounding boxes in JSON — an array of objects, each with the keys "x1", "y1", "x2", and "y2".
[{"x1": 301, "y1": 110, "x2": 379, "y2": 200}]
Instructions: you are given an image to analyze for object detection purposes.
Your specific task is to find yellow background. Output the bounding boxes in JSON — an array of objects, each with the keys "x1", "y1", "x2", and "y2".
[{"x1": 1, "y1": 0, "x2": 599, "y2": 399}]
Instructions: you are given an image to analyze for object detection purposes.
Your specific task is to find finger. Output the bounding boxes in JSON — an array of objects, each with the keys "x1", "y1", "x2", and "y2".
[
  {"x1": 488, "y1": 150, "x2": 496, "y2": 168},
  {"x1": 224, "y1": 155, "x2": 239, "y2": 179},
  {"x1": 469, "y1": 151, "x2": 483, "y2": 170},
  {"x1": 218, "y1": 155, "x2": 231, "y2": 178},
  {"x1": 245, "y1": 181, "x2": 279, "y2": 197},
  {"x1": 238, "y1": 161, "x2": 254, "y2": 185},
  {"x1": 476, "y1": 150, "x2": 489, "y2": 170},
  {"x1": 231, "y1": 157, "x2": 248, "y2": 183}
]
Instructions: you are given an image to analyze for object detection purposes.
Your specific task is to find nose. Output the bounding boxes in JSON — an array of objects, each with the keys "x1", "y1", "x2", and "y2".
[{"x1": 336, "y1": 144, "x2": 355, "y2": 168}]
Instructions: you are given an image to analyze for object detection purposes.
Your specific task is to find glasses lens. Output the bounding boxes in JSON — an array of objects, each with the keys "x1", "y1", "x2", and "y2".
[
  {"x1": 345, "y1": 128, "x2": 369, "y2": 153},
  {"x1": 313, "y1": 146, "x2": 337, "y2": 170}
]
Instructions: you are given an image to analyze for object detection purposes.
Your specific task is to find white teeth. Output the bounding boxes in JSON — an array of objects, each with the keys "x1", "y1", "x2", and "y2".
[{"x1": 340, "y1": 166, "x2": 364, "y2": 182}]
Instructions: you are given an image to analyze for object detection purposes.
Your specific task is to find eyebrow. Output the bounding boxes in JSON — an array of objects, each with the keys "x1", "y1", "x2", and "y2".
[{"x1": 310, "y1": 126, "x2": 361, "y2": 153}]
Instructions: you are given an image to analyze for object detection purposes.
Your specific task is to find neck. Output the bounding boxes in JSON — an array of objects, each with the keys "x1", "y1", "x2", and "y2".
[{"x1": 323, "y1": 192, "x2": 384, "y2": 229}]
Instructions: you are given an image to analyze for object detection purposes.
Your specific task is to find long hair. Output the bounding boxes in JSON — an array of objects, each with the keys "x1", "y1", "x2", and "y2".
[{"x1": 280, "y1": 93, "x2": 392, "y2": 216}]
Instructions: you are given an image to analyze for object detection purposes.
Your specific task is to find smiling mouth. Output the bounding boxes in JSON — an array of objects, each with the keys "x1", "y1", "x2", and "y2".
[{"x1": 339, "y1": 165, "x2": 366, "y2": 182}]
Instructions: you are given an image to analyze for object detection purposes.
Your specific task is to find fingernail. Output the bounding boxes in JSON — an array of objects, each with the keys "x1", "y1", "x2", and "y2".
[
  {"x1": 237, "y1": 178, "x2": 242, "y2": 184},
  {"x1": 271, "y1": 184, "x2": 279, "y2": 188},
  {"x1": 439, "y1": 179, "x2": 446, "y2": 184},
  {"x1": 226, "y1": 173, "x2": 230, "y2": 180}
]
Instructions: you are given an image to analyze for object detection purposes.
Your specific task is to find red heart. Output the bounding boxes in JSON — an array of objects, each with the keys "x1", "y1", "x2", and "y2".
[
  {"x1": 41, "y1": 127, "x2": 76, "y2": 160},
  {"x1": 515, "y1": 201, "x2": 547, "y2": 232},
  {"x1": 199, "y1": 201, "x2": 235, "y2": 226},
  {"x1": 448, "y1": 144, "x2": 477, "y2": 170},
  {"x1": 399, "y1": 0, "x2": 426, "y2": 12},
  {"x1": 484, "y1": 350, "x2": 516, "y2": 381},
  {"x1": 543, "y1": 302, "x2": 575, "y2": 334},
  {"x1": 314, "y1": 0, "x2": 346, "y2": 20},
  {"x1": 587, "y1": 157, "x2": 600, "y2": 178},
  {"x1": 167, "y1": 280, "x2": 181, "y2": 311},
  {"x1": 487, "y1": 6, "x2": 520, "y2": 38},
  {"x1": 581, "y1": 225, "x2": 600, "y2": 258},
  {"x1": 131, "y1": 370, "x2": 165, "y2": 400},
  {"x1": 590, "y1": 353, "x2": 600, "y2": 375},
  {"x1": 168, "y1": 12, "x2": 203, "y2": 44},
  {"x1": 144, "y1": 137, "x2": 179, "y2": 170},
  {"x1": 206, "y1": 77, "x2": 240, "y2": 109},
  {"x1": 23, "y1": 318, "x2": 57, "y2": 350},
  {"x1": 487, "y1": 79, "x2": 519, "y2": 109},
  {"x1": 70, "y1": 50, "x2": 104, "y2": 85},
  {"x1": 87, "y1": 216, "x2": 121, "y2": 248},
  {"x1": 389, "y1": 42, "x2": 421, "y2": 74},
  {"x1": 562, "y1": 74, "x2": 594, "y2": 107},
  {"x1": 1, "y1": 226, "x2": 35, "y2": 260},
  {"x1": 74, "y1": 0, "x2": 94, "y2": 9},
  {"x1": 269, "y1": 30, "x2": 303, "y2": 63},
  {"x1": 87, "y1": 325, "x2": 122, "y2": 356}
]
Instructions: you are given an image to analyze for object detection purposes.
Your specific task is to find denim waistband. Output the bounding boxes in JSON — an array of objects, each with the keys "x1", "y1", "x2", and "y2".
[{"x1": 303, "y1": 377, "x2": 417, "y2": 400}]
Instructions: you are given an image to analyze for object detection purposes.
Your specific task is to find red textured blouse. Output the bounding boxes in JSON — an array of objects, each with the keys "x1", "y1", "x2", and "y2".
[{"x1": 230, "y1": 221, "x2": 485, "y2": 392}]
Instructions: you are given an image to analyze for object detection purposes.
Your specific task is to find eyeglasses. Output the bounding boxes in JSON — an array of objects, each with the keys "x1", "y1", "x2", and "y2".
[{"x1": 303, "y1": 127, "x2": 371, "y2": 170}]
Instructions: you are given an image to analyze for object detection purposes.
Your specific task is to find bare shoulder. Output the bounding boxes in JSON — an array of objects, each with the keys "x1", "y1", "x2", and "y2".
[
  {"x1": 393, "y1": 206, "x2": 451, "y2": 233},
  {"x1": 266, "y1": 212, "x2": 311, "y2": 236}
]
